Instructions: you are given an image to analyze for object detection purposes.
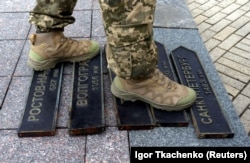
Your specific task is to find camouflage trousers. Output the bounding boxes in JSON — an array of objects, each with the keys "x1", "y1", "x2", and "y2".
[
  {"x1": 99, "y1": 0, "x2": 158, "y2": 80},
  {"x1": 29, "y1": 0, "x2": 77, "y2": 32},
  {"x1": 30, "y1": 0, "x2": 158, "y2": 80}
]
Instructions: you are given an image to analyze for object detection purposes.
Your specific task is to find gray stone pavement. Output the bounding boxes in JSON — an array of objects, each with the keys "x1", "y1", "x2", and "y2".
[{"x1": 0, "y1": 0, "x2": 249, "y2": 162}]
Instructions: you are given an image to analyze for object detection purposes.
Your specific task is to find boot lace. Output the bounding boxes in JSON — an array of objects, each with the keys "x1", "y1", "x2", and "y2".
[
  {"x1": 153, "y1": 69, "x2": 178, "y2": 91},
  {"x1": 60, "y1": 36, "x2": 79, "y2": 45}
]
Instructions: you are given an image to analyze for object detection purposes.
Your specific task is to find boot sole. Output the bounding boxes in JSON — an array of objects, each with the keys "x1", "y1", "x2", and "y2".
[
  {"x1": 27, "y1": 48, "x2": 100, "y2": 71},
  {"x1": 111, "y1": 80, "x2": 196, "y2": 111}
]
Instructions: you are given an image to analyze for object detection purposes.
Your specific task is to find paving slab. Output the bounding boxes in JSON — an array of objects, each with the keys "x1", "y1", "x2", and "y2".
[
  {"x1": 0, "y1": 77, "x2": 11, "y2": 107},
  {"x1": 92, "y1": 9, "x2": 106, "y2": 37},
  {"x1": 0, "y1": 13, "x2": 30, "y2": 40},
  {"x1": 74, "y1": 0, "x2": 93, "y2": 10},
  {"x1": 0, "y1": 129, "x2": 87, "y2": 162},
  {"x1": 154, "y1": 0, "x2": 197, "y2": 28},
  {"x1": 103, "y1": 74, "x2": 118, "y2": 127},
  {"x1": 0, "y1": 77, "x2": 31, "y2": 129},
  {"x1": 86, "y1": 127, "x2": 130, "y2": 162},
  {"x1": 57, "y1": 74, "x2": 72, "y2": 128},
  {"x1": 0, "y1": 128, "x2": 130, "y2": 163},
  {"x1": 0, "y1": 0, "x2": 35, "y2": 12},
  {"x1": 0, "y1": 40, "x2": 25, "y2": 76},
  {"x1": 64, "y1": 10, "x2": 91, "y2": 38},
  {"x1": 14, "y1": 41, "x2": 33, "y2": 77}
]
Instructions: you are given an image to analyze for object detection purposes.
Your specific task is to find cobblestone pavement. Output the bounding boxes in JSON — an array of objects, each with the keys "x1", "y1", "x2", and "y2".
[{"x1": 186, "y1": 0, "x2": 250, "y2": 136}]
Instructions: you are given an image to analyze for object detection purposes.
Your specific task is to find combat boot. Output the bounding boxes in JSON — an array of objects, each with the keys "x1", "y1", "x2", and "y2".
[
  {"x1": 28, "y1": 32, "x2": 100, "y2": 71},
  {"x1": 111, "y1": 69, "x2": 196, "y2": 111}
]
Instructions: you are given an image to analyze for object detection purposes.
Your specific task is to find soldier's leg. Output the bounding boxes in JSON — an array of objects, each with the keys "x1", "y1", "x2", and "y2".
[
  {"x1": 99, "y1": 0, "x2": 157, "y2": 80},
  {"x1": 99, "y1": 0, "x2": 196, "y2": 111},
  {"x1": 28, "y1": 0, "x2": 100, "y2": 71},
  {"x1": 29, "y1": 0, "x2": 78, "y2": 32}
]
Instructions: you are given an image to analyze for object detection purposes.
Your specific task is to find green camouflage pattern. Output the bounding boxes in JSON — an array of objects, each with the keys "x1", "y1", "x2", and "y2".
[
  {"x1": 29, "y1": 0, "x2": 77, "y2": 32},
  {"x1": 99, "y1": 0, "x2": 158, "y2": 80}
]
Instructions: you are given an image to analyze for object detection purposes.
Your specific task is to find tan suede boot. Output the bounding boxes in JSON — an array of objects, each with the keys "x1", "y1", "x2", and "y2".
[
  {"x1": 111, "y1": 69, "x2": 196, "y2": 111},
  {"x1": 28, "y1": 32, "x2": 100, "y2": 71}
]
